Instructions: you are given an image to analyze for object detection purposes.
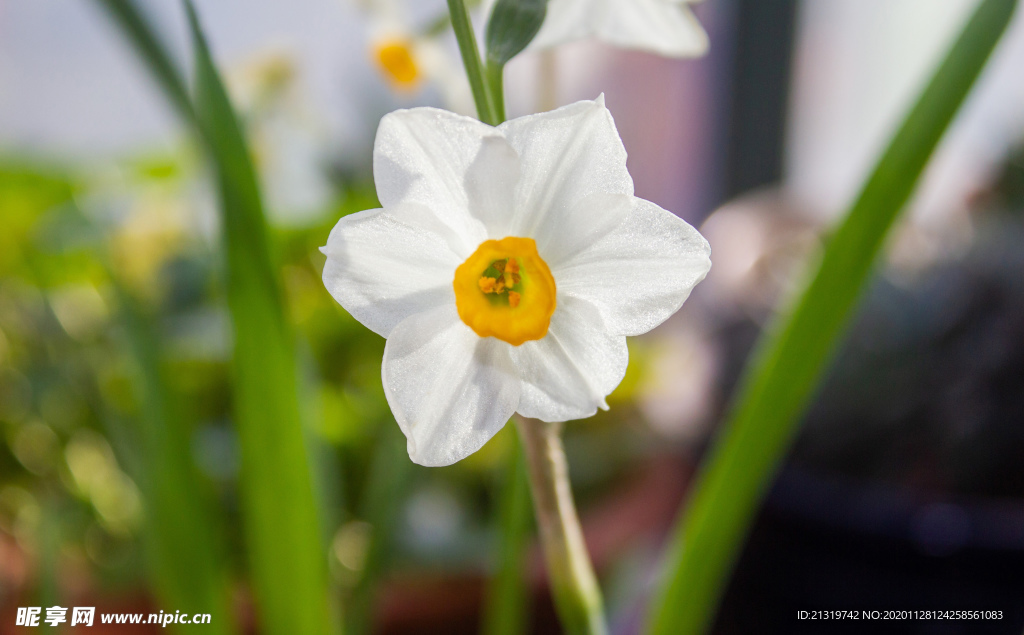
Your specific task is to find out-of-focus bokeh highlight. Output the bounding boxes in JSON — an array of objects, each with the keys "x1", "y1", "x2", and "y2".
[{"x1": 1, "y1": 0, "x2": 1023, "y2": 632}]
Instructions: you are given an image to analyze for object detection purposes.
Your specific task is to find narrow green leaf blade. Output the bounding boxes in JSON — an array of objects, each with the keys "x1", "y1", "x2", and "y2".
[
  {"x1": 184, "y1": 3, "x2": 334, "y2": 634},
  {"x1": 92, "y1": 0, "x2": 193, "y2": 121},
  {"x1": 647, "y1": 1, "x2": 1018, "y2": 634},
  {"x1": 115, "y1": 286, "x2": 235, "y2": 635},
  {"x1": 486, "y1": 0, "x2": 549, "y2": 67}
]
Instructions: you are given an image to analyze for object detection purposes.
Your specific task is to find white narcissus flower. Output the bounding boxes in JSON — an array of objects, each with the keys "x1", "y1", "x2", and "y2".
[
  {"x1": 322, "y1": 97, "x2": 710, "y2": 466},
  {"x1": 530, "y1": 0, "x2": 708, "y2": 58}
]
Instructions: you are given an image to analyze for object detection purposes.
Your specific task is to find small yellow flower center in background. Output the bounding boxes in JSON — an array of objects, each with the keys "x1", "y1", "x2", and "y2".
[
  {"x1": 373, "y1": 39, "x2": 420, "y2": 89},
  {"x1": 454, "y1": 237, "x2": 556, "y2": 346}
]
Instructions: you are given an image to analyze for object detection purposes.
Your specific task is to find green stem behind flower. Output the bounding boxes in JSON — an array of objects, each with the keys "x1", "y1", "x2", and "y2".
[
  {"x1": 516, "y1": 417, "x2": 608, "y2": 635},
  {"x1": 447, "y1": 0, "x2": 501, "y2": 125},
  {"x1": 486, "y1": 61, "x2": 507, "y2": 123}
]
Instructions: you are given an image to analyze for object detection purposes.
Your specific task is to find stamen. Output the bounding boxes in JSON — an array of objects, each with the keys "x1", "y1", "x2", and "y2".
[
  {"x1": 483, "y1": 259, "x2": 517, "y2": 296},
  {"x1": 474, "y1": 256, "x2": 528, "y2": 308}
]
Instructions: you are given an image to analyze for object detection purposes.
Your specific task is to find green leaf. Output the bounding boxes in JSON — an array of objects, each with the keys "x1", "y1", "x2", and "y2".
[
  {"x1": 481, "y1": 433, "x2": 533, "y2": 635},
  {"x1": 92, "y1": 0, "x2": 193, "y2": 121},
  {"x1": 90, "y1": 1, "x2": 337, "y2": 631},
  {"x1": 114, "y1": 285, "x2": 235, "y2": 635},
  {"x1": 645, "y1": 1, "x2": 1018, "y2": 634},
  {"x1": 183, "y1": 2, "x2": 335, "y2": 634},
  {"x1": 485, "y1": 0, "x2": 549, "y2": 67},
  {"x1": 483, "y1": 0, "x2": 549, "y2": 122}
]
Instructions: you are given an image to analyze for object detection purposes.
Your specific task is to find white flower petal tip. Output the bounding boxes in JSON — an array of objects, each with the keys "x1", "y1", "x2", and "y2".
[
  {"x1": 321, "y1": 205, "x2": 462, "y2": 338},
  {"x1": 555, "y1": 198, "x2": 711, "y2": 337},
  {"x1": 530, "y1": 0, "x2": 709, "y2": 59},
  {"x1": 322, "y1": 95, "x2": 712, "y2": 466},
  {"x1": 512, "y1": 296, "x2": 628, "y2": 423},
  {"x1": 382, "y1": 306, "x2": 520, "y2": 467}
]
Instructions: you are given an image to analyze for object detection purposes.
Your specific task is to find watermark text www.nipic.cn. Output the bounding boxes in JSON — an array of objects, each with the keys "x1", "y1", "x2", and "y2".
[{"x1": 16, "y1": 606, "x2": 213, "y2": 627}]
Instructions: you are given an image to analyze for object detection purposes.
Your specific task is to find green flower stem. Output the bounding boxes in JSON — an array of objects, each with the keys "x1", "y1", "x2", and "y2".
[
  {"x1": 447, "y1": 0, "x2": 501, "y2": 125},
  {"x1": 515, "y1": 416, "x2": 608, "y2": 635},
  {"x1": 486, "y1": 60, "x2": 507, "y2": 123}
]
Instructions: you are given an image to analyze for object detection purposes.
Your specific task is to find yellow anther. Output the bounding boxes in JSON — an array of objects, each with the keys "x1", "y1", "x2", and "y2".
[
  {"x1": 478, "y1": 259, "x2": 523, "y2": 298},
  {"x1": 508, "y1": 291, "x2": 521, "y2": 308}
]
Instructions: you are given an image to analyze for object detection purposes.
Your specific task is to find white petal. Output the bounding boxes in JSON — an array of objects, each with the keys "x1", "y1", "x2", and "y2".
[
  {"x1": 512, "y1": 295, "x2": 628, "y2": 422},
  {"x1": 464, "y1": 135, "x2": 522, "y2": 238},
  {"x1": 498, "y1": 97, "x2": 633, "y2": 243},
  {"x1": 321, "y1": 204, "x2": 461, "y2": 338},
  {"x1": 554, "y1": 197, "x2": 711, "y2": 336},
  {"x1": 382, "y1": 305, "x2": 520, "y2": 467},
  {"x1": 539, "y1": 192, "x2": 633, "y2": 268},
  {"x1": 373, "y1": 107, "x2": 490, "y2": 256},
  {"x1": 531, "y1": 0, "x2": 708, "y2": 58}
]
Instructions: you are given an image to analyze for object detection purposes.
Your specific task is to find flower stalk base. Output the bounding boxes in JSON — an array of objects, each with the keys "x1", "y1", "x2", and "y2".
[{"x1": 515, "y1": 416, "x2": 608, "y2": 635}]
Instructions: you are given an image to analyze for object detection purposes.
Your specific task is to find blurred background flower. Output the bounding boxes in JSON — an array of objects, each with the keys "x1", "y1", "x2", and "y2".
[{"x1": 529, "y1": 0, "x2": 708, "y2": 57}]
